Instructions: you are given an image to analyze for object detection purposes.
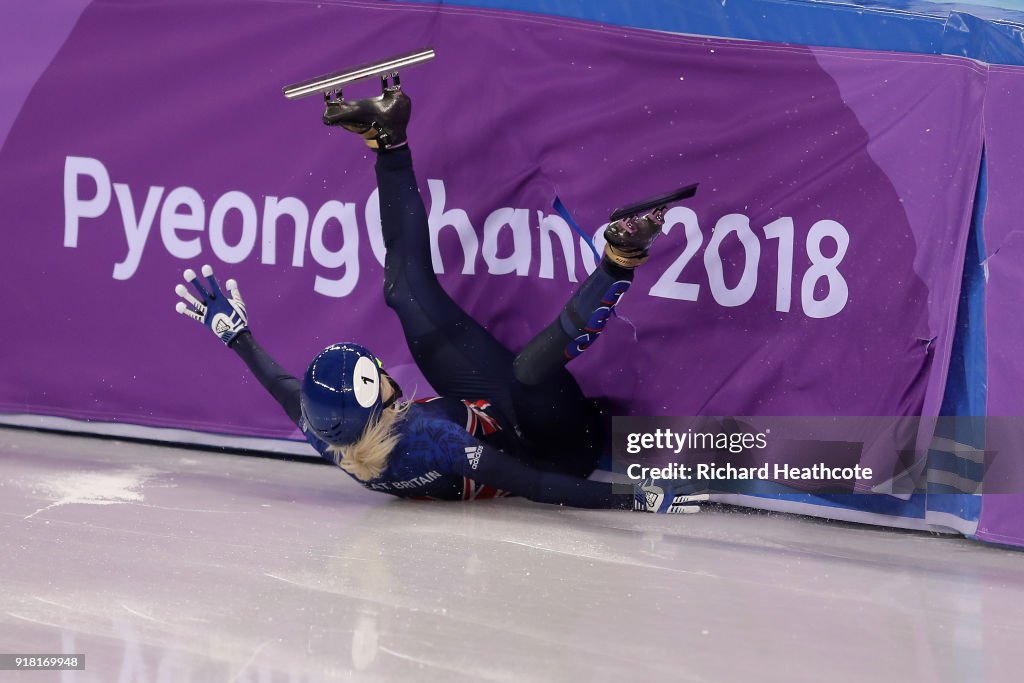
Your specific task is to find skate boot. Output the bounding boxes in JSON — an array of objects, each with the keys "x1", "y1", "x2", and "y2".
[
  {"x1": 603, "y1": 183, "x2": 698, "y2": 268},
  {"x1": 323, "y1": 87, "x2": 411, "y2": 151},
  {"x1": 603, "y1": 209, "x2": 667, "y2": 268}
]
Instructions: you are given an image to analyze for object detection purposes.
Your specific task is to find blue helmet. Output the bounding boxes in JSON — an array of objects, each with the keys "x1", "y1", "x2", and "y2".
[{"x1": 300, "y1": 343, "x2": 388, "y2": 445}]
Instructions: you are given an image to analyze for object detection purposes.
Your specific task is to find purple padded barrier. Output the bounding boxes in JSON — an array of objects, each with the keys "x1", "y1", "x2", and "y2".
[
  {"x1": 977, "y1": 65, "x2": 1024, "y2": 547},
  {"x1": 0, "y1": 0, "x2": 92, "y2": 151},
  {"x1": 0, "y1": 2, "x2": 983, "y2": 461}
]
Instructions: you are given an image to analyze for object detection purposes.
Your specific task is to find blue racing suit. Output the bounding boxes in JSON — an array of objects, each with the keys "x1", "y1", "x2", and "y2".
[{"x1": 230, "y1": 147, "x2": 637, "y2": 510}]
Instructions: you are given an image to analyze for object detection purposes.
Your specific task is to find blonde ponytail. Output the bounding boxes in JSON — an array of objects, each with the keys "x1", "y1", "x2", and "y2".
[{"x1": 325, "y1": 401, "x2": 411, "y2": 481}]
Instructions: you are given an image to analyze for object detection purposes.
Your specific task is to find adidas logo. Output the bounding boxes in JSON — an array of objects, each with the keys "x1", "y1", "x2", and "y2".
[
  {"x1": 645, "y1": 490, "x2": 660, "y2": 507},
  {"x1": 465, "y1": 446, "x2": 482, "y2": 470}
]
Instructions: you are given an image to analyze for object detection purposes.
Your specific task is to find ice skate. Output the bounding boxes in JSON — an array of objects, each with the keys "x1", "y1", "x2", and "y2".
[
  {"x1": 322, "y1": 87, "x2": 411, "y2": 150},
  {"x1": 603, "y1": 183, "x2": 699, "y2": 268},
  {"x1": 282, "y1": 48, "x2": 433, "y2": 150}
]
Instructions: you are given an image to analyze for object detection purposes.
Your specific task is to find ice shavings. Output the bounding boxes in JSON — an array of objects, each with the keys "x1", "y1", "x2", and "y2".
[{"x1": 23, "y1": 469, "x2": 151, "y2": 519}]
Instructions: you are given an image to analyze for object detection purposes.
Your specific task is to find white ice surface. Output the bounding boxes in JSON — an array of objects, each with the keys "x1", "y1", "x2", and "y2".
[{"x1": 0, "y1": 427, "x2": 1021, "y2": 682}]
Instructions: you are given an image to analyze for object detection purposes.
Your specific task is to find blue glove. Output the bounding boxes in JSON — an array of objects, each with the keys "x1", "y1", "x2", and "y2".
[
  {"x1": 174, "y1": 264, "x2": 249, "y2": 346},
  {"x1": 633, "y1": 478, "x2": 709, "y2": 514}
]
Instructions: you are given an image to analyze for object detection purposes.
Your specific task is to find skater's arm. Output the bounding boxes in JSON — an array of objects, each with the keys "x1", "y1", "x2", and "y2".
[
  {"x1": 469, "y1": 446, "x2": 708, "y2": 513},
  {"x1": 459, "y1": 442, "x2": 635, "y2": 510},
  {"x1": 229, "y1": 331, "x2": 302, "y2": 427},
  {"x1": 174, "y1": 264, "x2": 301, "y2": 427},
  {"x1": 431, "y1": 422, "x2": 705, "y2": 513}
]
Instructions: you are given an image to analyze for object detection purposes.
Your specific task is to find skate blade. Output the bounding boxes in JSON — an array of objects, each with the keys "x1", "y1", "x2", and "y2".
[
  {"x1": 283, "y1": 48, "x2": 435, "y2": 100},
  {"x1": 608, "y1": 183, "x2": 699, "y2": 222}
]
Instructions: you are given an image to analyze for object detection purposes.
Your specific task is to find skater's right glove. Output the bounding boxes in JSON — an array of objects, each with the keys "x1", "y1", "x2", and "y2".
[
  {"x1": 633, "y1": 478, "x2": 709, "y2": 514},
  {"x1": 174, "y1": 264, "x2": 249, "y2": 346}
]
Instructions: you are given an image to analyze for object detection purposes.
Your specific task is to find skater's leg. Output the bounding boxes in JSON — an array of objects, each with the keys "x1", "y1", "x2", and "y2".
[
  {"x1": 508, "y1": 256, "x2": 635, "y2": 476},
  {"x1": 510, "y1": 203, "x2": 672, "y2": 473},
  {"x1": 376, "y1": 147, "x2": 516, "y2": 403},
  {"x1": 512, "y1": 258, "x2": 634, "y2": 386},
  {"x1": 325, "y1": 88, "x2": 517, "y2": 403},
  {"x1": 510, "y1": 373, "x2": 604, "y2": 478}
]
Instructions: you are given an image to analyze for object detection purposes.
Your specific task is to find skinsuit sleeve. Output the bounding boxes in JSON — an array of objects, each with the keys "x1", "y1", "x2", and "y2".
[{"x1": 229, "y1": 331, "x2": 303, "y2": 428}]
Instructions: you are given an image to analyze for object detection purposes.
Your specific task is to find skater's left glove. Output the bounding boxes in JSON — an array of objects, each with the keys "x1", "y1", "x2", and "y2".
[
  {"x1": 174, "y1": 264, "x2": 249, "y2": 346},
  {"x1": 633, "y1": 478, "x2": 709, "y2": 514}
]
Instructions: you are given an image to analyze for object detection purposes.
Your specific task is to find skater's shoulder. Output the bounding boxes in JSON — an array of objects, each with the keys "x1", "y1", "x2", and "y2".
[{"x1": 401, "y1": 396, "x2": 469, "y2": 424}]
